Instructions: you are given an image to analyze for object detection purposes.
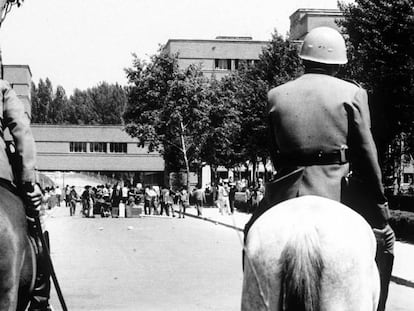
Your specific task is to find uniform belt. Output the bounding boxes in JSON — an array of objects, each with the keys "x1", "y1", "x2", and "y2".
[{"x1": 277, "y1": 148, "x2": 349, "y2": 166}]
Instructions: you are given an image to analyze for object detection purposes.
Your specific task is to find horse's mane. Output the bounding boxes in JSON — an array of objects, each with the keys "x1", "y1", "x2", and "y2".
[{"x1": 279, "y1": 226, "x2": 324, "y2": 311}]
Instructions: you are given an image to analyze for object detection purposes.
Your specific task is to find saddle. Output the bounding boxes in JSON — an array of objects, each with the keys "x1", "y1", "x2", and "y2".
[{"x1": 243, "y1": 168, "x2": 305, "y2": 239}]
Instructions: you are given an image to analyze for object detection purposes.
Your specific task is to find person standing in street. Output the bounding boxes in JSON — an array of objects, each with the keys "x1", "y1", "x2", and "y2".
[
  {"x1": 229, "y1": 183, "x2": 237, "y2": 215},
  {"x1": 160, "y1": 185, "x2": 171, "y2": 216},
  {"x1": 55, "y1": 185, "x2": 61, "y2": 207},
  {"x1": 144, "y1": 186, "x2": 151, "y2": 215},
  {"x1": 192, "y1": 185, "x2": 206, "y2": 217},
  {"x1": 64, "y1": 184, "x2": 70, "y2": 207},
  {"x1": 121, "y1": 183, "x2": 129, "y2": 204},
  {"x1": 218, "y1": 182, "x2": 230, "y2": 215},
  {"x1": 178, "y1": 188, "x2": 189, "y2": 218},
  {"x1": 245, "y1": 27, "x2": 394, "y2": 311}
]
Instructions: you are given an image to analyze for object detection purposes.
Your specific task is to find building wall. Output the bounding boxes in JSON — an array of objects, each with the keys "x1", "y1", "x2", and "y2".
[
  {"x1": 165, "y1": 37, "x2": 268, "y2": 79},
  {"x1": 2, "y1": 64, "x2": 32, "y2": 117},
  {"x1": 289, "y1": 8, "x2": 343, "y2": 41},
  {"x1": 31, "y1": 125, "x2": 165, "y2": 172}
]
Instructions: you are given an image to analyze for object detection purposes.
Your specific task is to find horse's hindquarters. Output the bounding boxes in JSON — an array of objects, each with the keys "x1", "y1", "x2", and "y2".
[{"x1": 242, "y1": 196, "x2": 379, "y2": 311}]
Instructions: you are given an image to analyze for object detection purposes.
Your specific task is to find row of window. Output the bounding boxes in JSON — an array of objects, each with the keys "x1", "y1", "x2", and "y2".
[
  {"x1": 69, "y1": 142, "x2": 128, "y2": 153},
  {"x1": 214, "y1": 59, "x2": 256, "y2": 71}
]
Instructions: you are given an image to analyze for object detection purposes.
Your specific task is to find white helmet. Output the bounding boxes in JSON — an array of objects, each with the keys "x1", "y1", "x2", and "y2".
[{"x1": 299, "y1": 26, "x2": 347, "y2": 65}]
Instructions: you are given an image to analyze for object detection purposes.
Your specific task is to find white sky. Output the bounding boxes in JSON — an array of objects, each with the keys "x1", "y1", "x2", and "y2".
[{"x1": 0, "y1": 0, "x2": 351, "y2": 94}]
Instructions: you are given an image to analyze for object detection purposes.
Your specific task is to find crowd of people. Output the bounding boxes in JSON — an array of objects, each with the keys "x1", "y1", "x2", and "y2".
[{"x1": 40, "y1": 178, "x2": 267, "y2": 219}]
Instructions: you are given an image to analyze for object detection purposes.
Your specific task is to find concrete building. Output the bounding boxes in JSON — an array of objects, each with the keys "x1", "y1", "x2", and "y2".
[
  {"x1": 31, "y1": 124, "x2": 164, "y2": 186},
  {"x1": 164, "y1": 36, "x2": 268, "y2": 80},
  {"x1": 2, "y1": 64, "x2": 32, "y2": 116},
  {"x1": 289, "y1": 8, "x2": 344, "y2": 41}
]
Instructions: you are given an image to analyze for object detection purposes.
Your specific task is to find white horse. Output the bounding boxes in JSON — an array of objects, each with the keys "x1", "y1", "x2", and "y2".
[{"x1": 242, "y1": 195, "x2": 379, "y2": 311}]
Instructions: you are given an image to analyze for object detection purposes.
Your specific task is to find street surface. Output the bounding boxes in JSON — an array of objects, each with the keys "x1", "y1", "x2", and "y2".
[
  {"x1": 47, "y1": 206, "x2": 244, "y2": 311},
  {"x1": 46, "y1": 205, "x2": 414, "y2": 311}
]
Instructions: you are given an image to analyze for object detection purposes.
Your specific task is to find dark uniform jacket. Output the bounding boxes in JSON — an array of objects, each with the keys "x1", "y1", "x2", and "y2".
[
  {"x1": 263, "y1": 72, "x2": 389, "y2": 228},
  {"x1": 0, "y1": 80, "x2": 36, "y2": 185}
]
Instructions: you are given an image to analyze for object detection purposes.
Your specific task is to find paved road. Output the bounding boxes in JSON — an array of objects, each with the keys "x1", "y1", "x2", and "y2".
[
  {"x1": 47, "y1": 206, "x2": 244, "y2": 311},
  {"x1": 46, "y1": 206, "x2": 414, "y2": 311}
]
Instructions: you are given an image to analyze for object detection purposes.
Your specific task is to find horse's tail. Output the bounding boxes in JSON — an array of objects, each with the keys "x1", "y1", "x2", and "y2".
[{"x1": 279, "y1": 226, "x2": 324, "y2": 311}]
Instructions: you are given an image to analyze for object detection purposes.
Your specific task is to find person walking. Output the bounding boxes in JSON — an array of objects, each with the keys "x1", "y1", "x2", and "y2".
[
  {"x1": 245, "y1": 27, "x2": 394, "y2": 311},
  {"x1": 192, "y1": 185, "x2": 206, "y2": 217}
]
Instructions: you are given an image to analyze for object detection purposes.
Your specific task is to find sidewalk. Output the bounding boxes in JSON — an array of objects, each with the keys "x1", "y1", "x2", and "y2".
[{"x1": 184, "y1": 206, "x2": 414, "y2": 287}]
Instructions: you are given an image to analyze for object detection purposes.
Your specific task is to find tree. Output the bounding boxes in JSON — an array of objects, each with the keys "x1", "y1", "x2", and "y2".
[
  {"x1": 199, "y1": 77, "x2": 242, "y2": 183},
  {"x1": 31, "y1": 78, "x2": 53, "y2": 123},
  {"x1": 339, "y1": 0, "x2": 414, "y2": 155},
  {"x1": 31, "y1": 79, "x2": 70, "y2": 124},
  {"x1": 88, "y1": 82, "x2": 127, "y2": 124},
  {"x1": 224, "y1": 31, "x2": 302, "y2": 182},
  {"x1": 123, "y1": 51, "x2": 211, "y2": 189},
  {"x1": 339, "y1": 0, "x2": 414, "y2": 190},
  {"x1": 66, "y1": 88, "x2": 97, "y2": 124},
  {"x1": 0, "y1": 0, "x2": 24, "y2": 28},
  {"x1": 49, "y1": 85, "x2": 67, "y2": 124}
]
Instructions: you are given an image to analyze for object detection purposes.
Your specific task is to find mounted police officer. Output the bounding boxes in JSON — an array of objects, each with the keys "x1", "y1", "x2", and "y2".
[
  {"x1": 0, "y1": 61, "x2": 52, "y2": 310},
  {"x1": 246, "y1": 26, "x2": 394, "y2": 311}
]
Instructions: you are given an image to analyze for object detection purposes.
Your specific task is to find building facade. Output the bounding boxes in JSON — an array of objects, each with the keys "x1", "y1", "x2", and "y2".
[
  {"x1": 31, "y1": 124, "x2": 164, "y2": 186},
  {"x1": 289, "y1": 8, "x2": 343, "y2": 41},
  {"x1": 164, "y1": 36, "x2": 269, "y2": 80},
  {"x1": 2, "y1": 64, "x2": 32, "y2": 116},
  {"x1": 164, "y1": 36, "x2": 269, "y2": 186}
]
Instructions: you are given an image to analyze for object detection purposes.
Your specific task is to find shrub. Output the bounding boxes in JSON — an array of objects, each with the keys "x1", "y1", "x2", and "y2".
[{"x1": 389, "y1": 210, "x2": 414, "y2": 243}]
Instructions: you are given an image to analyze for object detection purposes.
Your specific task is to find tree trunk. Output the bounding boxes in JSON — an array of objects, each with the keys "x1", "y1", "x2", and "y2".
[
  {"x1": 244, "y1": 162, "x2": 250, "y2": 187},
  {"x1": 211, "y1": 165, "x2": 218, "y2": 203},
  {"x1": 180, "y1": 121, "x2": 191, "y2": 191},
  {"x1": 252, "y1": 159, "x2": 257, "y2": 186}
]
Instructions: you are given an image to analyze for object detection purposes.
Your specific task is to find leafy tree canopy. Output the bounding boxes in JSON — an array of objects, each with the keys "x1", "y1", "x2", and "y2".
[
  {"x1": 123, "y1": 51, "x2": 214, "y2": 187},
  {"x1": 30, "y1": 80, "x2": 126, "y2": 125},
  {"x1": 339, "y1": 0, "x2": 414, "y2": 145}
]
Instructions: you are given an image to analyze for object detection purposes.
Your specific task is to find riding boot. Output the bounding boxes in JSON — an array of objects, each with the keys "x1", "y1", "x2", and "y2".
[
  {"x1": 373, "y1": 224, "x2": 395, "y2": 311},
  {"x1": 28, "y1": 232, "x2": 52, "y2": 311},
  {"x1": 376, "y1": 252, "x2": 394, "y2": 311}
]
